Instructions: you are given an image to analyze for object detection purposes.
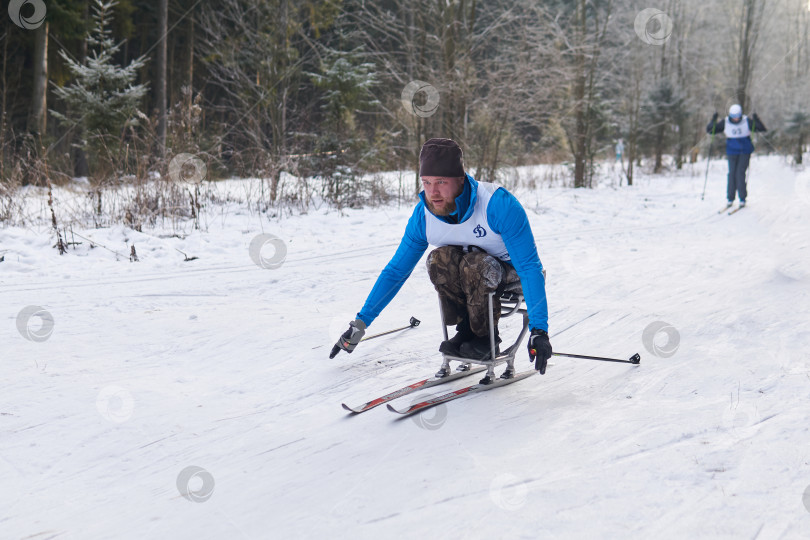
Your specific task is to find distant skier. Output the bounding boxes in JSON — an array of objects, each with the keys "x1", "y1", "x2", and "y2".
[
  {"x1": 615, "y1": 138, "x2": 624, "y2": 162},
  {"x1": 329, "y1": 138, "x2": 552, "y2": 375},
  {"x1": 707, "y1": 104, "x2": 767, "y2": 208}
]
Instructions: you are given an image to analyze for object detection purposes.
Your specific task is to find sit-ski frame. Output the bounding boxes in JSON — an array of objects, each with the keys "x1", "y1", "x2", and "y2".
[{"x1": 437, "y1": 289, "x2": 530, "y2": 384}]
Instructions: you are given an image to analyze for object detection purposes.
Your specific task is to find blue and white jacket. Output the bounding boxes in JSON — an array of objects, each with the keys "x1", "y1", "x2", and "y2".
[
  {"x1": 357, "y1": 173, "x2": 549, "y2": 332},
  {"x1": 706, "y1": 115, "x2": 767, "y2": 155}
]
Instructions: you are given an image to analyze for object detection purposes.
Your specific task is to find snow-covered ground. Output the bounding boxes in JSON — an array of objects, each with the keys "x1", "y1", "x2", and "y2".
[{"x1": 2, "y1": 155, "x2": 810, "y2": 539}]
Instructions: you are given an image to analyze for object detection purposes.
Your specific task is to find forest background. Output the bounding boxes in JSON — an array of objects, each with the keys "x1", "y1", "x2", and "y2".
[{"x1": 2, "y1": 0, "x2": 809, "y2": 224}]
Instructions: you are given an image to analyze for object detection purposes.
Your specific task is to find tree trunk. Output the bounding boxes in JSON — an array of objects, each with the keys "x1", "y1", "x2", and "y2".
[
  {"x1": 653, "y1": 122, "x2": 665, "y2": 173},
  {"x1": 675, "y1": 123, "x2": 685, "y2": 169},
  {"x1": 570, "y1": 0, "x2": 610, "y2": 188},
  {"x1": 627, "y1": 87, "x2": 638, "y2": 187},
  {"x1": 0, "y1": 18, "x2": 9, "y2": 180},
  {"x1": 168, "y1": 29, "x2": 175, "y2": 110},
  {"x1": 269, "y1": 0, "x2": 289, "y2": 203},
  {"x1": 626, "y1": 75, "x2": 640, "y2": 187},
  {"x1": 186, "y1": 9, "x2": 194, "y2": 109},
  {"x1": 27, "y1": 22, "x2": 48, "y2": 137},
  {"x1": 73, "y1": 5, "x2": 91, "y2": 179},
  {"x1": 0, "y1": 24, "x2": 7, "y2": 179},
  {"x1": 653, "y1": 37, "x2": 668, "y2": 174},
  {"x1": 736, "y1": 0, "x2": 764, "y2": 111},
  {"x1": 155, "y1": 0, "x2": 168, "y2": 157},
  {"x1": 572, "y1": 0, "x2": 587, "y2": 188}
]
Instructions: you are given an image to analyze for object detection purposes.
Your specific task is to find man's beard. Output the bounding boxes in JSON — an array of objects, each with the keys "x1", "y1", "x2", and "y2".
[{"x1": 426, "y1": 198, "x2": 457, "y2": 216}]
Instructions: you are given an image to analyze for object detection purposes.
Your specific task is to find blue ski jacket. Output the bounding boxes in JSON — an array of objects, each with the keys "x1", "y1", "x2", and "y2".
[
  {"x1": 706, "y1": 115, "x2": 768, "y2": 155},
  {"x1": 357, "y1": 174, "x2": 549, "y2": 332}
]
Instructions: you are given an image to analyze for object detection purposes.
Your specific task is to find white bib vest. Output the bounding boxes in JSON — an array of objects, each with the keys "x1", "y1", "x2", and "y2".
[
  {"x1": 425, "y1": 181, "x2": 510, "y2": 262},
  {"x1": 724, "y1": 115, "x2": 751, "y2": 139}
]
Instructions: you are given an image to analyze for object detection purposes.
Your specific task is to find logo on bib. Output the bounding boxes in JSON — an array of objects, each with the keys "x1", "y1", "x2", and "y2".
[{"x1": 473, "y1": 224, "x2": 487, "y2": 238}]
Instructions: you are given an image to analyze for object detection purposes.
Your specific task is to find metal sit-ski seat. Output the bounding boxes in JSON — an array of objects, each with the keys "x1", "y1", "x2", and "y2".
[{"x1": 437, "y1": 279, "x2": 531, "y2": 385}]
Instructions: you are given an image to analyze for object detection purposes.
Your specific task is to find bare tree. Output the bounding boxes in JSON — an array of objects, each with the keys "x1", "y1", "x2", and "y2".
[
  {"x1": 619, "y1": 39, "x2": 648, "y2": 186},
  {"x1": 343, "y1": 0, "x2": 477, "y2": 191},
  {"x1": 343, "y1": 0, "x2": 565, "y2": 189},
  {"x1": 726, "y1": 0, "x2": 767, "y2": 110},
  {"x1": 560, "y1": 0, "x2": 613, "y2": 188},
  {"x1": 155, "y1": 0, "x2": 168, "y2": 157},
  {"x1": 780, "y1": 0, "x2": 810, "y2": 163},
  {"x1": 465, "y1": 3, "x2": 565, "y2": 182},
  {"x1": 199, "y1": 0, "x2": 332, "y2": 200},
  {"x1": 26, "y1": 21, "x2": 48, "y2": 140}
]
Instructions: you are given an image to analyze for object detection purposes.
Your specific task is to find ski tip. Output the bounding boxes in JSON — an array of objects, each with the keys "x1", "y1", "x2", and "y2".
[
  {"x1": 342, "y1": 403, "x2": 361, "y2": 414},
  {"x1": 386, "y1": 403, "x2": 405, "y2": 414}
]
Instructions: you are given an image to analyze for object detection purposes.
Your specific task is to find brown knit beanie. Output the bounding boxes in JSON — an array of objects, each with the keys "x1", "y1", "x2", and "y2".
[{"x1": 419, "y1": 138, "x2": 464, "y2": 178}]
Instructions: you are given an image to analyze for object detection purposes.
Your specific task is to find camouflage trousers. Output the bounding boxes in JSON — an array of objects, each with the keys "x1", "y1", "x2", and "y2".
[{"x1": 426, "y1": 246, "x2": 518, "y2": 337}]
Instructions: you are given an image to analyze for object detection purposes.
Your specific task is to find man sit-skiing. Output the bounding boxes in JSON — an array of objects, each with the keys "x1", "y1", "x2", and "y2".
[{"x1": 330, "y1": 138, "x2": 552, "y2": 377}]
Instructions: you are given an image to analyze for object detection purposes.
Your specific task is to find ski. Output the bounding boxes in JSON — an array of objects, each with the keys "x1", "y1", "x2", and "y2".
[
  {"x1": 342, "y1": 365, "x2": 487, "y2": 414},
  {"x1": 728, "y1": 205, "x2": 745, "y2": 215},
  {"x1": 717, "y1": 204, "x2": 733, "y2": 214},
  {"x1": 386, "y1": 369, "x2": 538, "y2": 416}
]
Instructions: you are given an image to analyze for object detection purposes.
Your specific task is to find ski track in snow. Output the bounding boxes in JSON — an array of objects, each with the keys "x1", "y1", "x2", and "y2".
[{"x1": 2, "y1": 156, "x2": 810, "y2": 539}]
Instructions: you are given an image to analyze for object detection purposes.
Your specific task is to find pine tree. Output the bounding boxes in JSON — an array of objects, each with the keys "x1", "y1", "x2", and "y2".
[
  {"x1": 309, "y1": 48, "x2": 379, "y2": 207},
  {"x1": 51, "y1": 0, "x2": 148, "y2": 178}
]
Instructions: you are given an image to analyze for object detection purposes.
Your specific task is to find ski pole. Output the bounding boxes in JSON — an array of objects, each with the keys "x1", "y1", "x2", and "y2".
[
  {"x1": 749, "y1": 105, "x2": 755, "y2": 183},
  {"x1": 701, "y1": 114, "x2": 717, "y2": 201},
  {"x1": 552, "y1": 352, "x2": 641, "y2": 365},
  {"x1": 361, "y1": 316, "x2": 420, "y2": 342}
]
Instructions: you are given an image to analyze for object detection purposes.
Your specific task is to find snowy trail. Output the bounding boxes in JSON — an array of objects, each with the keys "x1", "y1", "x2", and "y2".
[{"x1": 3, "y1": 156, "x2": 810, "y2": 539}]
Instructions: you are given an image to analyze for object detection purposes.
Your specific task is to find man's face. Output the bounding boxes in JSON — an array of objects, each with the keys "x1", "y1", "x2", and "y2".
[
  {"x1": 730, "y1": 116, "x2": 742, "y2": 124},
  {"x1": 422, "y1": 176, "x2": 465, "y2": 216}
]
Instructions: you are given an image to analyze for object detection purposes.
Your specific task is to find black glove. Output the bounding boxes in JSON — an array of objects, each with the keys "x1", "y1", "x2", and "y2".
[
  {"x1": 752, "y1": 113, "x2": 760, "y2": 122},
  {"x1": 711, "y1": 112, "x2": 719, "y2": 122},
  {"x1": 329, "y1": 319, "x2": 366, "y2": 358},
  {"x1": 527, "y1": 328, "x2": 552, "y2": 374}
]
